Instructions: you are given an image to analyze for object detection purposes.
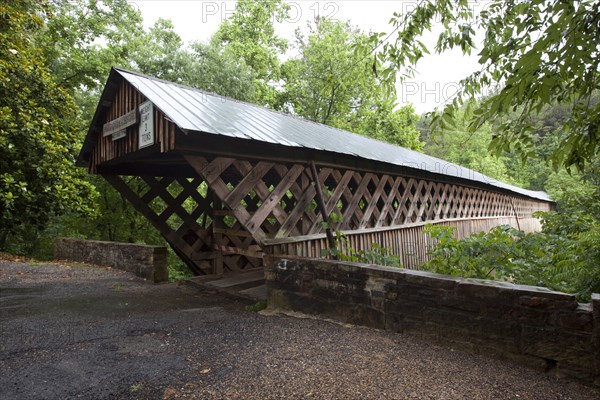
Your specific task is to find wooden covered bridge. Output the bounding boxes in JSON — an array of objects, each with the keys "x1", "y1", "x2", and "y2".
[{"x1": 78, "y1": 68, "x2": 553, "y2": 276}]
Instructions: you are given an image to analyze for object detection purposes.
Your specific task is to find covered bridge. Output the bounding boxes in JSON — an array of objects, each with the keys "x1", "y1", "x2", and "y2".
[{"x1": 78, "y1": 68, "x2": 553, "y2": 275}]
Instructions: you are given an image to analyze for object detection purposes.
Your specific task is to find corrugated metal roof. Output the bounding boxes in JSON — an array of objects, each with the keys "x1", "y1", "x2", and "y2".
[{"x1": 104, "y1": 68, "x2": 552, "y2": 202}]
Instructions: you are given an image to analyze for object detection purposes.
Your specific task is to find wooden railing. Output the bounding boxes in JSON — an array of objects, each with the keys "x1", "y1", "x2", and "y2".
[{"x1": 263, "y1": 216, "x2": 543, "y2": 269}]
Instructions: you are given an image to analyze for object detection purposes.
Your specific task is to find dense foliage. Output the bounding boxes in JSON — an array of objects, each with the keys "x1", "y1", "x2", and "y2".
[
  {"x1": 280, "y1": 18, "x2": 422, "y2": 150},
  {"x1": 0, "y1": 0, "x2": 96, "y2": 247},
  {"x1": 372, "y1": 0, "x2": 600, "y2": 171},
  {"x1": 421, "y1": 106, "x2": 513, "y2": 184},
  {"x1": 420, "y1": 98, "x2": 600, "y2": 300},
  {"x1": 423, "y1": 213, "x2": 600, "y2": 302},
  {"x1": 211, "y1": 0, "x2": 290, "y2": 107}
]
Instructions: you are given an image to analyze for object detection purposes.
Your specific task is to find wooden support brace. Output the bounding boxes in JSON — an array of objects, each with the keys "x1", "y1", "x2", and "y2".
[
  {"x1": 341, "y1": 172, "x2": 372, "y2": 229},
  {"x1": 376, "y1": 177, "x2": 402, "y2": 227},
  {"x1": 359, "y1": 175, "x2": 388, "y2": 229},
  {"x1": 510, "y1": 197, "x2": 522, "y2": 231},
  {"x1": 102, "y1": 174, "x2": 209, "y2": 275},
  {"x1": 246, "y1": 164, "x2": 304, "y2": 234},
  {"x1": 184, "y1": 155, "x2": 265, "y2": 243},
  {"x1": 309, "y1": 161, "x2": 337, "y2": 255}
]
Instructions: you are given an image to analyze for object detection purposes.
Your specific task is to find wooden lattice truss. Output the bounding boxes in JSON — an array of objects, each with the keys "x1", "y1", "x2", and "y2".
[{"x1": 103, "y1": 156, "x2": 550, "y2": 275}]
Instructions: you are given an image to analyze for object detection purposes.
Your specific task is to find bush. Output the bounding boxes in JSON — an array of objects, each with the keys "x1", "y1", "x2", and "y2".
[
  {"x1": 167, "y1": 248, "x2": 193, "y2": 281},
  {"x1": 322, "y1": 232, "x2": 403, "y2": 268},
  {"x1": 423, "y1": 212, "x2": 600, "y2": 302},
  {"x1": 423, "y1": 224, "x2": 523, "y2": 280}
]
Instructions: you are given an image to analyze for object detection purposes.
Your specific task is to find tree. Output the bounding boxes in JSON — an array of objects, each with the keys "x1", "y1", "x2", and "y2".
[
  {"x1": 187, "y1": 42, "x2": 258, "y2": 102},
  {"x1": 545, "y1": 159, "x2": 600, "y2": 218},
  {"x1": 129, "y1": 18, "x2": 196, "y2": 84},
  {"x1": 37, "y1": 0, "x2": 144, "y2": 94},
  {"x1": 36, "y1": 0, "x2": 148, "y2": 123},
  {"x1": 280, "y1": 19, "x2": 371, "y2": 126},
  {"x1": 499, "y1": 102, "x2": 572, "y2": 190},
  {"x1": 0, "y1": 0, "x2": 188, "y2": 255},
  {"x1": 280, "y1": 18, "x2": 422, "y2": 150},
  {"x1": 372, "y1": 0, "x2": 600, "y2": 170},
  {"x1": 211, "y1": 0, "x2": 290, "y2": 106},
  {"x1": 422, "y1": 108, "x2": 512, "y2": 184},
  {"x1": 354, "y1": 100, "x2": 422, "y2": 150},
  {"x1": 0, "y1": 0, "x2": 96, "y2": 248}
]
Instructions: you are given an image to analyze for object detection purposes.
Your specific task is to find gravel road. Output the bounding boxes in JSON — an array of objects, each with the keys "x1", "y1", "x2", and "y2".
[{"x1": 0, "y1": 258, "x2": 597, "y2": 400}]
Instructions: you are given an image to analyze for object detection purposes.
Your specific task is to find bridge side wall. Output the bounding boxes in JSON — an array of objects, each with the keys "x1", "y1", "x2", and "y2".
[
  {"x1": 180, "y1": 156, "x2": 552, "y2": 273},
  {"x1": 266, "y1": 257, "x2": 600, "y2": 386},
  {"x1": 54, "y1": 237, "x2": 168, "y2": 283}
]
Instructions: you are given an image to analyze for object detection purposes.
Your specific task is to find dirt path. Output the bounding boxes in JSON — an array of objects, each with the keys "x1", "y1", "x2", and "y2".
[{"x1": 0, "y1": 259, "x2": 597, "y2": 400}]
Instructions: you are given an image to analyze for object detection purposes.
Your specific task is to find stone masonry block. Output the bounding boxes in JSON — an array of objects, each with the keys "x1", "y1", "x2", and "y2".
[{"x1": 54, "y1": 238, "x2": 167, "y2": 283}]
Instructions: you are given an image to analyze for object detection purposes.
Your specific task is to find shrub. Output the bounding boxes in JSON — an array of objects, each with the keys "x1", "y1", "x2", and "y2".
[
  {"x1": 423, "y1": 224, "x2": 522, "y2": 280},
  {"x1": 167, "y1": 248, "x2": 193, "y2": 281},
  {"x1": 423, "y1": 212, "x2": 600, "y2": 302},
  {"x1": 322, "y1": 231, "x2": 403, "y2": 268}
]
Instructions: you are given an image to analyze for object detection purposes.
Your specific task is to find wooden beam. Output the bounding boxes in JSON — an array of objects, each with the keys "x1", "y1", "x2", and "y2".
[
  {"x1": 309, "y1": 161, "x2": 336, "y2": 254},
  {"x1": 245, "y1": 164, "x2": 304, "y2": 234},
  {"x1": 262, "y1": 215, "x2": 529, "y2": 246},
  {"x1": 359, "y1": 174, "x2": 388, "y2": 229},
  {"x1": 510, "y1": 197, "x2": 522, "y2": 231},
  {"x1": 223, "y1": 161, "x2": 274, "y2": 208},
  {"x1": 184, "y1": 155, "x2": 265, "y2": 244},
  {"x1": 341, "y1": 172, "x2": 372, "y2": 229},
  {"x1": 233, "y1": 161, "x2": 288, "y2": 230},
  {"x1": 376, "y1": 176, "x2": 402, "y2": 227},
  {"x1": 102, "y1": 174, "x2": 207, "y2": 275},
  {"x1": 276, "y1": 181, "x2": 316, "y2": 239}
]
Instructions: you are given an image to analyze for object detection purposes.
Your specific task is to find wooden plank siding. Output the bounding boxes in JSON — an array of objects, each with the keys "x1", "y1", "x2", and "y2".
[{"x1": 90, "y1": 80, "x2": 176, "y2": 173}]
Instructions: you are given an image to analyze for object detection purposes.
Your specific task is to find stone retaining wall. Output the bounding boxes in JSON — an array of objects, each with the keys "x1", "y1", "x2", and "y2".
[
  {"x1": 54, "y1": 238, "x2": 168, "y2": 283},
  {"x1": 265, "y1": 257, "x2": 600, "y2": 386}
]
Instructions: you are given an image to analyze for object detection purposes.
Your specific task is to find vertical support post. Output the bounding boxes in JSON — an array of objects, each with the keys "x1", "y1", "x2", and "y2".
[
  {"x1": 211, "y1": 191, "x2": 224, "y2": 276},
  {"x1": 309, "y1": 161, "x2": 337, "y2": 258},
  {"x1": 510, "y1": 198, "x2": 522, "y2": 231},
  {"x1": 592, "y1": 294, "x2": 600, "y2": 384}
]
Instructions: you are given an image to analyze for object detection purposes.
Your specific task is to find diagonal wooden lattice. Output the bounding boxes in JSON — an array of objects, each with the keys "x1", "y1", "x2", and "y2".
[
  {"x1": 103, "y1": 174, "x2": 217, "y2": 274},
  {"x1": 183, "y1": 155, "x2": 548, "y2": 242},
  {"x1": 103, "y1": 156, "x2": 551, "y2": 275},
  {"x1": 184, "y1": 155, "x2": 314, "y2": 241}
]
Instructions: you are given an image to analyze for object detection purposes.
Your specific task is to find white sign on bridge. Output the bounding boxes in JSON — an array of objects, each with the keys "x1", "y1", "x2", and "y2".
[{"x1": 138, "y1": 101, "x2": 155, "y2": 149}]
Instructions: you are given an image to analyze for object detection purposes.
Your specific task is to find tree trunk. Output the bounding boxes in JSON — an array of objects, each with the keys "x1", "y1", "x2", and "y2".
[{"x1": 0, "y1": 229, "x2": 8, "y2": 250}]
